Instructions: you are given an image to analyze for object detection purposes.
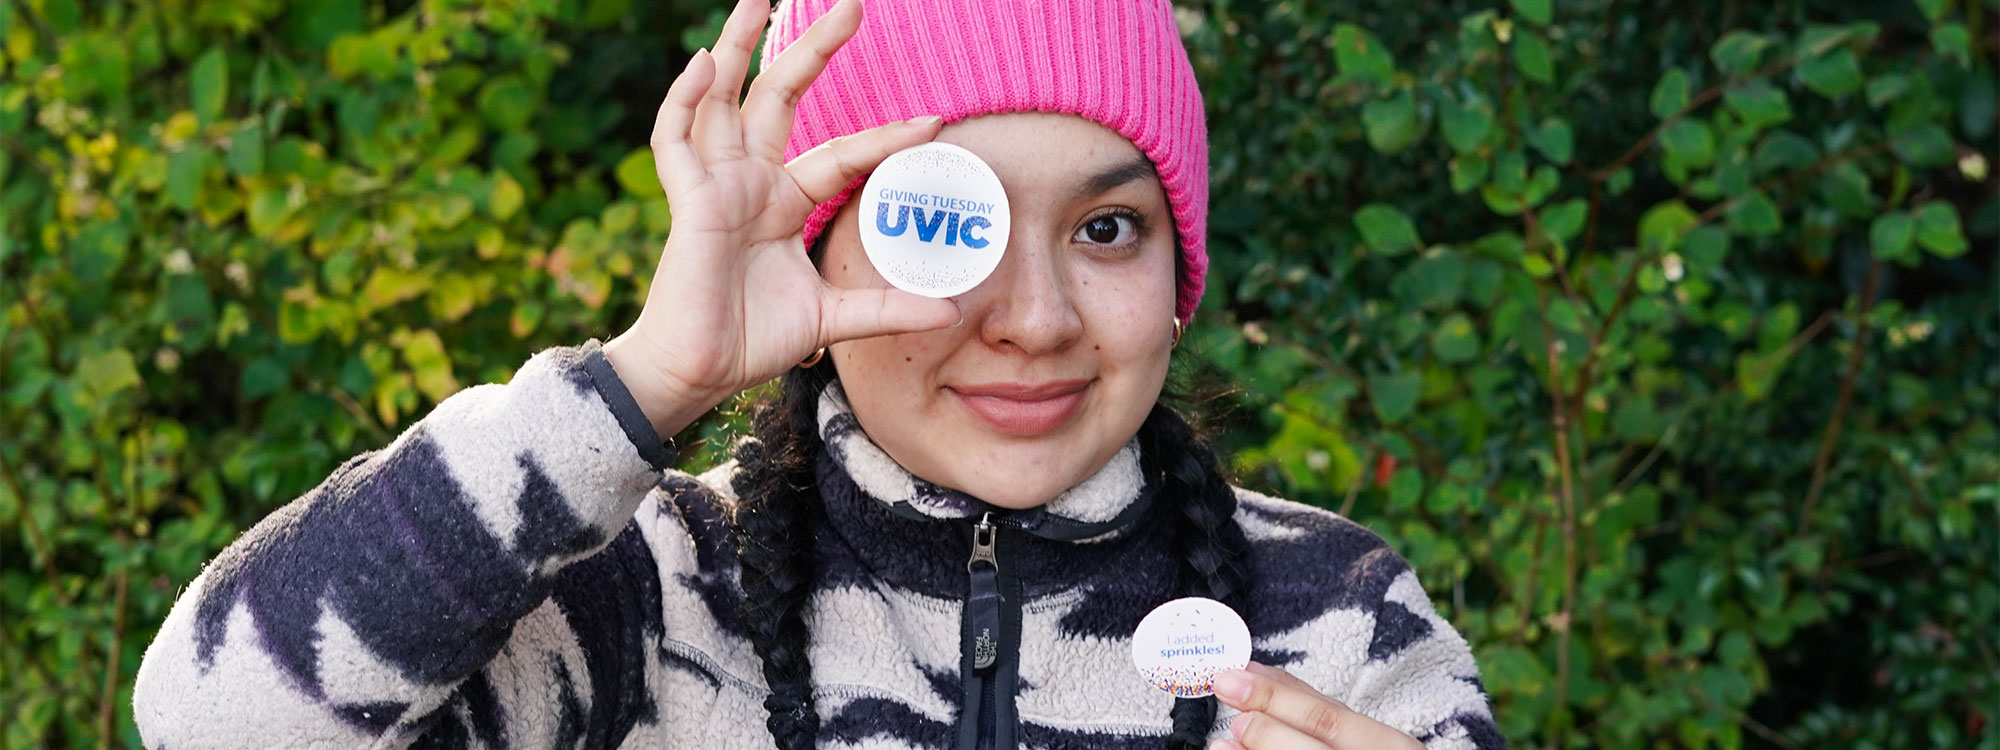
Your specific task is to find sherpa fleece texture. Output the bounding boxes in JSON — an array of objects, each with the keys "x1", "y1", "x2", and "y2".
[{"x1": 133, "y1": 342, "x2": 1506, "y2": 749}]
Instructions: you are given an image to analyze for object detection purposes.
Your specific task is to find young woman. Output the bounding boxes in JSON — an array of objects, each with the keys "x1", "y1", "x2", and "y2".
[{"x1": 134, "y1": 0, "x2": 1505, "y2": 748}]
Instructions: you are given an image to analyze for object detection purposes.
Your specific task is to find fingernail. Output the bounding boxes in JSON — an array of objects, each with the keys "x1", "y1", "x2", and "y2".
[
  {"x1": 1213, "y1": 669, "x2": 1251, "y2": 704},
  {"x1": 1229, "y1": 712, "x2": 1253, "y2": 738},
  {"x1": 907, "y1": 115, "x2": 943, "y2": 126}
]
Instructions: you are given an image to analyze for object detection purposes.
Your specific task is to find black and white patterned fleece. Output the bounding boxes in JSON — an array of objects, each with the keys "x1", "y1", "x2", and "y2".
[{"x1": 133, "y1": 342, "x2": 1506, "y2": 749}]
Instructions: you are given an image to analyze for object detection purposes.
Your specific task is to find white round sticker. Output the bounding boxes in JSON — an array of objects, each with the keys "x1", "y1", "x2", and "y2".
[
  {"x1": 857, "y1": 142, "x2": 1011, "y2": 298},
  {"x1": 1130, "y1": 597, "x2": 1251, "y2": 698}
]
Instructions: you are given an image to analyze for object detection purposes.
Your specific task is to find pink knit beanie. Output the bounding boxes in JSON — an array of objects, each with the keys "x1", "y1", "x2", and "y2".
[{"x1": 761, "y1": 0, "x2": 1211, "y2": 323}]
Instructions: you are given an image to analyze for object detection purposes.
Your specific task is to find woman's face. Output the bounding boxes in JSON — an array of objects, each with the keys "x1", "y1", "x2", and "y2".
[{"x1": 821, "y1": 112, "x2": 1179, "y2": 509}]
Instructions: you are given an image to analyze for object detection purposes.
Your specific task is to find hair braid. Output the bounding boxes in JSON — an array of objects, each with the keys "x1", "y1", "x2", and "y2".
[
  {"x1": 1142, "y1": 403, "x2": 1257, "y2": 749},
  {"x1": 728, "y1": 366, "x2": 836, "y2": 750}
]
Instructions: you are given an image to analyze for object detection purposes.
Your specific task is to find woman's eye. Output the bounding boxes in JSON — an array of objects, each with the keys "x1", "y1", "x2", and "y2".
[{"x1": 1073, "y1": 213, "x2": 1140, "y2": 246}]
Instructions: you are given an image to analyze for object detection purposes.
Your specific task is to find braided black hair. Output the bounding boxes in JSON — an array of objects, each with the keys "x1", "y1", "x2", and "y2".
[
  {"x1": 727, "y1": 363, "x2": 1255, "y2": 748},
  {"x1": 727, "y1": 363, "x2": 838, "y2": 750},
  {"x1": 1146, "y1": 402, "x2": 1257, "y2": 749}
]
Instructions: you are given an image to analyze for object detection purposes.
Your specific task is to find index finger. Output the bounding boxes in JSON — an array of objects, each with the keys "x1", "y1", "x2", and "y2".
[
  {"x1": 742, "y1": 0, "x2": 864, "y2": 160},
  {"x1": 1213, "y1": 665, "x2": 1421, "y2": 749}
]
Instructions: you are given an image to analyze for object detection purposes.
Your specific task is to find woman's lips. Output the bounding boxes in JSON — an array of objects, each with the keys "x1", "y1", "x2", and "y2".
[{"x1": 948, "y1": 380, "x2": 1091, "y2": 436}]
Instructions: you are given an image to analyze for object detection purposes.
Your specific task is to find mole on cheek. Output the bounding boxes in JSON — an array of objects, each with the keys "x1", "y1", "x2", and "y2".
[{"x1": 905, "y1": 357, "x2": 912, "y2": 362}]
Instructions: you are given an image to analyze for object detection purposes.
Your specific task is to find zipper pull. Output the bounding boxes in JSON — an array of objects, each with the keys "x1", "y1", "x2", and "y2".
[
  {"x1": 966, "y1": 512, "x2": 1002, "y2": 672},
  {"x1": 968, "y1": 512, "x2": 999, "y2": 573}
]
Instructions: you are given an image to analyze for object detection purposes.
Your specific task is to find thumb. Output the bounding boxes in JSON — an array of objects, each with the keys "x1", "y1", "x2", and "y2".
[{"x1": 818, "y1": 286, "x2": 962, "y2": 346}]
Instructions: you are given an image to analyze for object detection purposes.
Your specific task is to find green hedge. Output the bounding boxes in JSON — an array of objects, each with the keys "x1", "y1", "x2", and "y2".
[{"x1": 1, "y1": 0, "x2": 1994, "y2": 747}]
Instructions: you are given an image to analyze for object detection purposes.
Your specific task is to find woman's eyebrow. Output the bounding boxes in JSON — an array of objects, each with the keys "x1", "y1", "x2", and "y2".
[{"x1": 1068, "y1": 157, "x2": 1158, "y2": 201}]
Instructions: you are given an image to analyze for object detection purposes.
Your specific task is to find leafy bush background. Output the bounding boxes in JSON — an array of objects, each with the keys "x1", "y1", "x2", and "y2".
[{"x1": 2, "y1": 0, "x2": 1994, "y2": 746}]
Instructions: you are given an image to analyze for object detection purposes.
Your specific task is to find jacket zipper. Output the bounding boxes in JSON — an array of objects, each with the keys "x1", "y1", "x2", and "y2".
[{"x1": 956, "y1": 512, "x2": 1021, "y2": 749}]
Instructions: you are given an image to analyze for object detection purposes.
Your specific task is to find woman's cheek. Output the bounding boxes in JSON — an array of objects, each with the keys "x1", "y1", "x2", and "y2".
[{"x1": 1076, "y1": 258, "x2": 1178, "y2": 357}]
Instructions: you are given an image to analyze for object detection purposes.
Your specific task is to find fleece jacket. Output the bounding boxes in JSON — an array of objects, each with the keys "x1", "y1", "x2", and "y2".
[{"x1": 132, "y1": 341, "x2": 1506, "y2": 749}]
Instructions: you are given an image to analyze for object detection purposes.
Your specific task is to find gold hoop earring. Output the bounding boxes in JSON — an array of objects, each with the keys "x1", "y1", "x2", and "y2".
[
  {"x1": 1170, "y1": 317, "x2": 1185, "y2": 350},
  {"x1": 799, "y1": 348, "x2": 826, "y2": 368}
]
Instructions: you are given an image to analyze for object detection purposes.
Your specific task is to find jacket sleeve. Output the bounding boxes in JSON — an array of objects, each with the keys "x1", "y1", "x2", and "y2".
[
  {"x1": 1344, "y1": 560, "x2": 1508, "y2": 750},
  {"x1": 132, "y1": 340, "x2": 677, "y2": 748}
]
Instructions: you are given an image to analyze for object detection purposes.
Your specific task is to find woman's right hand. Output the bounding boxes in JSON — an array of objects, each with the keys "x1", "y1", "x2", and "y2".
[{"x1": 604, "y1": 0, "x2": 959, "y2": 438}]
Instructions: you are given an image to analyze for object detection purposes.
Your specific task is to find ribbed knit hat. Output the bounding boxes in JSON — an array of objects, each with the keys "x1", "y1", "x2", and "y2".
[{"x1": 761, "y1": 0, "x2": 1210, "y2": 323}]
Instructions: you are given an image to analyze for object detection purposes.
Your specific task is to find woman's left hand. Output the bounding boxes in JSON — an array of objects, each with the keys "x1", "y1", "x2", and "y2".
[{"x1": 1209, "y1": 662, "x2": 1425, "y2": 750}]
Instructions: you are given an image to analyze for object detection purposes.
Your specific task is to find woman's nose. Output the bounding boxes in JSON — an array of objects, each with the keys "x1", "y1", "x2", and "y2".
[{"x1": 972, "y1": 235, "x2": 1083, "y2": 356}]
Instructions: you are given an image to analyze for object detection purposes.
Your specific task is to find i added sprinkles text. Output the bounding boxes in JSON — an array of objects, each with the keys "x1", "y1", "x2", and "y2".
[{"x1": 1157, "y1": 632, "x2": 1227, "y2": 659}]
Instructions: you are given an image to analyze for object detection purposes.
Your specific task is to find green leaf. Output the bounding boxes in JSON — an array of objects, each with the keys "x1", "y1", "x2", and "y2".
[
  {"x1": 1797, "y1": 49, "x2": 1863, "y2": 97},
  {"x1": 1606, "y1": 168, "x2": 1634, "y2": 196},
  {"x1": 1660, "y1": 119, "x2": 1716, "y2": 167},
  {"x1": 1439, "y1": 94, "x2": 1495, "y2": 153},
  {"x1": 1527, "y1": 118, "x2": 1574, "y2": 163},
  {"x1": 226, "y1": 124, "x2": 265, "y2": 177},
  {"x1": 361, "y1": 268, "x2": 434, "y2": 312},
  {"x1": 1638, "y1": 200, "x2": 1699, "y2": 251},
  {"x1": 1450, "y1": 153, "x2": 1490, "y2": 194},
  {"x1": 1393, "y1": 250, "x2": 1466, "y2": 308},
  {"x1": 1547, "y1": 297, "x2": 1586, "y2": 332},
  {"x1": 1526, "y1": 165, "x2": 1559, "y2": 207},
  {"x1": 1387, "y1": 466, "x2": 1424, "y2": 510},
  {"x1": 1332, "y1": 24, "x2": 1396, "y2": 84},
  {"x1": 1727, "y1": 190, "x2": 1783, "y2": 236},
  {"x1": 1962, "y1": 72, "x2": 1996, "y2": 139},
  {"x1": 1869, "y1": 211, "x2": 1915, "y2": 262},
  {"x1": 1723, "y1": 81, "x2": 1791, "y2": 129},
  {"x1": 490, "y1": 172, "x2": 524, "y2": 220},
  {"x1": 1912, "y1": 202, "x2": 1968, "y2": 258},
  {"x1": 1369, "y1": 371, "x2": 1423, "y2": 424},
  {"x1": 1866, "y1": 73, "x2": 1913, "y2": 108},
  {"x1": 327, "y1": 33, "x2": 394, "y2": 80},
  {"x1": 284, "y1": 0, "x2": 365, "y2": 50},
  {"x1": 1821, "y1": 162, "x2": 1875, "y2": 217},
  {"x1": 1752, "y1": 131, "x2": 1817, "y2": 173},
  {"x1": 1492, "y1": 150, "x2": 1529, "y2": 194},
  {"x1": 240, "y1": 357, "x2": 288, "y2": 400},
  {"x1": 477, "y1": 75, "x2": 537, "y2": 131},
  {"x1": 1931, "y1": 23, "x2": 1970, "y2": 66},
  {"x1": 78, "y1": 349, "x2": 141, "y2": 400},
  {"x1": 1431, "y1": 313, "x2": 1481, "y2": 363},
  {"x1": 1541, "y1": 199, "x2": 1587, "y2": 241},
  {"x1": 1510, "y1": 0, "x2": 1551, "y2": 25},
  {"x1": 401, "y1": 329, "x2": 460, "y2": 403},
  {"x1": 166, "y1": 146, "x2": 209, "y2": 211},
  {"x1": 191, "y1": 47, "x2": 229, "y2": 125},
  {"x1": 430, "y1": 275, "x2": 480, "y2": 322},
  {"x1": 1683, "y1": 226, "x2": 1732, "y2": 272},
  {"x1": 1613, "y1": 397, "x2": 1663, "y2": 440},
  {"x1": 246, "y1": 187, "x2": 290, "y2": 238},
  {"x1": 615, "y1": 149, "x2": 664, "y2": 199},
  {"x1": 1710, "y1": 31, "x2": 1774, "y2": 77},
  {"x1": 1651, "y1": 70, "x2": 1691, "y2": 118},
  {"x1": 1914, "y1": 0, "x2": 1949, "y2": 21},
  {"x1": 1521, "y1": 253, "x2": 1554, "y2": 277},
  {"x1": 1735, "y1": 349, "x2": 1793, "y2": 403},
  {"x1": 1891, "y1": 123, "x2": 1955, "y2": 167},
  {"x1": 1513, "y1": 32, "x2": 1554, "y2": 83},
  {"x1": 601, "y1": 202, "x2": 639, "y2": 235},
  {"x1": 1355, "y1": 203, "x2": 1422, "y2": 255},
  {"x1": 1362, "y1": 89, "x2": 1420, "y2": 153}
]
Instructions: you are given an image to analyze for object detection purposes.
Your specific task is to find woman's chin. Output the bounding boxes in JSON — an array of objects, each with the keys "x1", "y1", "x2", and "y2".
[{"x1": 926, "y1": 444, "x2": 1107, "y2": 510}]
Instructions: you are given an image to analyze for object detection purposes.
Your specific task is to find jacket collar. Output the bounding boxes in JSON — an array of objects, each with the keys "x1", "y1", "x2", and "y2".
[{"x1": 815, "y1": 383, "x2": 1154, "y2": 542}]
